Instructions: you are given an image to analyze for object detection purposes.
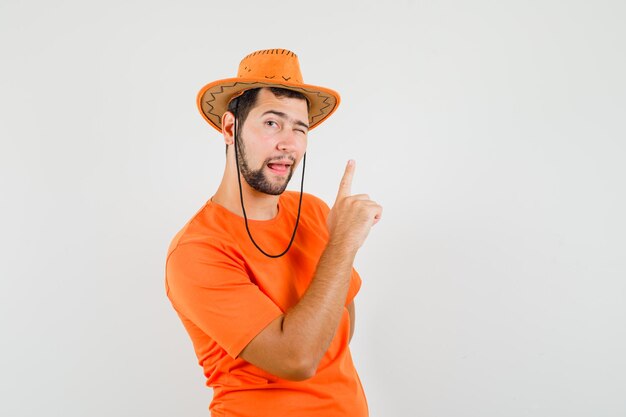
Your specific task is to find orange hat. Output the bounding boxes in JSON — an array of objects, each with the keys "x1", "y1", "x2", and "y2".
[{"x1": 197, "y1": 49, "x2": 340, "y2": 132}]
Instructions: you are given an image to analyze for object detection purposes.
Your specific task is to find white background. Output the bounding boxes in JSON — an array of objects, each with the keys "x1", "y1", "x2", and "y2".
[{"x1": 1, "y1": 0, "x2": 625, "y2": 416}]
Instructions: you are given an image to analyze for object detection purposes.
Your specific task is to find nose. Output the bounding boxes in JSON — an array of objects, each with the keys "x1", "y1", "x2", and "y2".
[{"x1": 276, "y1": 128, "x2": 300, "y2": 152}]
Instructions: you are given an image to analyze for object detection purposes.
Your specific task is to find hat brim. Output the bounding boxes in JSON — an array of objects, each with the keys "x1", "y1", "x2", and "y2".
[{"x1": 197, "y1": 77, "x2": 340, "y2": 132}]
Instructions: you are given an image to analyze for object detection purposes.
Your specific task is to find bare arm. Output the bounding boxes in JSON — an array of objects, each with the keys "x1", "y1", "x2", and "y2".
[{"x1": 240, "y1": 161, "x2": 381, "y2": 381}]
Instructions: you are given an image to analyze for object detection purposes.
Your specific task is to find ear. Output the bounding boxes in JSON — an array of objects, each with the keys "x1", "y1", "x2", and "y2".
[{"x1": 221, "y1": 111, "x2": 235, "y2": 146}]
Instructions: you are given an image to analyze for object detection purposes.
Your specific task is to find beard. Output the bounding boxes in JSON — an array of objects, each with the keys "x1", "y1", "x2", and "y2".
[{"x1": 235, "y1": 134, "x2": 296, "y2": 196}]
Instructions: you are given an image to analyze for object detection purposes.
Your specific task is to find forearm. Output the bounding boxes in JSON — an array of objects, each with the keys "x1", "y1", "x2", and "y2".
[{"x1": 280, "y1": 241, "x2": 356, "y2": 372}]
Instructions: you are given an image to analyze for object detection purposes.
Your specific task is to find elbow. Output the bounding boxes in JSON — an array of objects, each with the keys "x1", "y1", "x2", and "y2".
[
  {"x1": 280, "y1": 354, "x2": 318, "y2": 381},
  {"x1": 290, "y1": 363, "x2": 317, "y2": 381},
  {"x1": 283, "y1": 366, "x2": 316, "y2": 382}
]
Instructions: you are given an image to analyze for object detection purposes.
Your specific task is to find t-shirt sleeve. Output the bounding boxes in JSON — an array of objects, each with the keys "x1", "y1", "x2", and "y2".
[{"x1": 165, "y1": 240, "x2": 283, "y2": 358}]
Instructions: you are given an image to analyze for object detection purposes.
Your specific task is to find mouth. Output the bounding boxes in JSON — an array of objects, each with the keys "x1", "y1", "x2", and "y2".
[
  {"x1": 266, "y1": 159, "x2": 293, "y2": 175},
  {"x1": 267, "y1": 162, "x2": 292, "y2": 175}
]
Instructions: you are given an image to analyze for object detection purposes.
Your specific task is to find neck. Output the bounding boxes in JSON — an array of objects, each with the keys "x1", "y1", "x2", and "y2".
[{"x1": 212, "y1": 160, "x2": 281, "y2": 221}]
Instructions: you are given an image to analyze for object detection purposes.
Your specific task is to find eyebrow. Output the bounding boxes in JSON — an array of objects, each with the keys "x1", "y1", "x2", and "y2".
[{"x1": 261, "y1": 110, "x2": 309, "y2": 130}]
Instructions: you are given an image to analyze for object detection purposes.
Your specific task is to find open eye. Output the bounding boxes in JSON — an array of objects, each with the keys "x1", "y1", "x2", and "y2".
[{"x1": 265, "y1": 120, "x2": 279, "y2": 128}]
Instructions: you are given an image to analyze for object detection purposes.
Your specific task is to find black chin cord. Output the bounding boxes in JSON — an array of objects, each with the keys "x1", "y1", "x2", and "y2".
[{"x1": 232, "y1": 99, "x2": 305, "y2": 258}]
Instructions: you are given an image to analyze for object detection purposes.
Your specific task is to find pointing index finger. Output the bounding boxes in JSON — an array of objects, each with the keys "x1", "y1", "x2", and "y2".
[{"x1": 335, "y1": 160, "x2": 355, "y2": 202}]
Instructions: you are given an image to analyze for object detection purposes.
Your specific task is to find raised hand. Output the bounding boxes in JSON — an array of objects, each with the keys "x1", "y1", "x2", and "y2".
[{"x1": 326, "y1": 160, "x2": 383, "y2": 251}]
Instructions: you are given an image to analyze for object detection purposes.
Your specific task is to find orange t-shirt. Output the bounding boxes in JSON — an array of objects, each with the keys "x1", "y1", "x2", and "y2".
[{"x1": 165, "y1": 191, "x2": 368, "y2": 417}]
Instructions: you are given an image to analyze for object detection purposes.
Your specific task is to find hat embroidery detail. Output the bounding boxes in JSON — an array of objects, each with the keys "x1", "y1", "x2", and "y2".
[{"x1": 202, "y1": 81, "x2": 334, "y2": 127}]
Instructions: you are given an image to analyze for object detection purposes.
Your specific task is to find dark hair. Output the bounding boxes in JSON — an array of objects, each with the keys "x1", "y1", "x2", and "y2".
[{"x1": 225, "y1": 87, "x2": 309, "y2": 153}]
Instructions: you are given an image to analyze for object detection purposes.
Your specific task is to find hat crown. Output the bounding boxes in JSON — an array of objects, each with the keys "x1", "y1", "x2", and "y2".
[{"x1": 237, "y1": 49, "x2": 303, "y2": 84}]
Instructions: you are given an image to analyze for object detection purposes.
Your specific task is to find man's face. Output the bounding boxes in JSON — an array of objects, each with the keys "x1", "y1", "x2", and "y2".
[{"x1": 235, "y1": 89, "x2": 309, "y2": 195}]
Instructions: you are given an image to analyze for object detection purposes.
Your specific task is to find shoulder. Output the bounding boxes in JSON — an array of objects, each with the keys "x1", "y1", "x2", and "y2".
[
  {"x1": 167, "y1": 201, "x2": 242, "y2": 264},
  {"x1": 166, "y1": 230, "x2": 245, "y2": 294}
]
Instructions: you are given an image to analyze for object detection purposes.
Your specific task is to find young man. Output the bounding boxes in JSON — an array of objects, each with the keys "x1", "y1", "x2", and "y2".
[{"x1": 165, "y1": 49, "x2": 382, "y2": 416}]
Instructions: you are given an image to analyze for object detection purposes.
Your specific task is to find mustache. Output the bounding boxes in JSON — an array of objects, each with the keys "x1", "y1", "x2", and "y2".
[{"x1": 265, "y1": 155, "x2": 296, "y2": 164}]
